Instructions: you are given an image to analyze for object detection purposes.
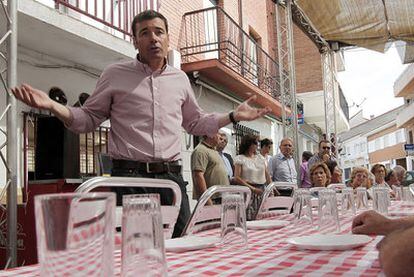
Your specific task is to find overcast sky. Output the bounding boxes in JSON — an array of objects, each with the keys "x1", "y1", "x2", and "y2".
[{"x1": 337, "y1": 44, "x2": 407, "y2": 119}]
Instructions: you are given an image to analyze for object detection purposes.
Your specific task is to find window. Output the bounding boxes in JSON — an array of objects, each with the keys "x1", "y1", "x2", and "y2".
[
  {"x1": 383, "y1": 134, "x2": 390, "y2": 148},
  {"x1": 368, "y1": 141, "x2": 375, "y2": 152},
  {"x1": 396, "y1": 129, "x2": 406, "y2": 143}
]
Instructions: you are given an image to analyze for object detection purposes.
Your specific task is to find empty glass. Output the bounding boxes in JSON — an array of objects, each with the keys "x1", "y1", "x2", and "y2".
[
  {"x1": 293, "y1": 189, "x2": 313, "y2": 226},
  {"x1": 318, "y1": 189, "x2": 340, "y2": 233},
  {"x1": 341, "y1": 188, "x2": 356, "y2": 215},
  {"x1": 372, "y1": 187, "x2": 389, "y2": 214},
  {"x1": 402, "y1": 187, "x2": 414, "y2": 202},
  {"x1": 392, "y1": 185, "x2": 403, "y2": 201},
  {"x1": 121, "y1": 194, "x2": 166, "y2": 277},
  {"x1": 35, "y1": 192, "x2": 115, "y2": 276},
  {"x1": 220, "y1": 193, "x2": 247, "y2": 251},
  {"x1": 355, "y1": 187, "x2": 369, "y2": 210}
]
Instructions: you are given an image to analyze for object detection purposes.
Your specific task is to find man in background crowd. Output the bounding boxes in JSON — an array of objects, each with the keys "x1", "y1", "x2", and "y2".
[{"x1": 191, "y1": 133, "x2": 230, "y2": 204}]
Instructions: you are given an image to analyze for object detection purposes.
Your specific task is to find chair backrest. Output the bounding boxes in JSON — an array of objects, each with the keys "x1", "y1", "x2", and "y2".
[
  {"x1": 410, "y1": 184, "x2": 414, "y2": 196},
  {"x1": 256, "y1": 182, "x2": 297, "y2": 219},
  {"x1": 327, "y1": 183, "x2": 346, "y2": 191},
  {"x1": 181, "y1": 185, "x2": 251, "y2": 237},
  {"x1": 75, "y1": 177, "x2": 181, "y2": 239}
]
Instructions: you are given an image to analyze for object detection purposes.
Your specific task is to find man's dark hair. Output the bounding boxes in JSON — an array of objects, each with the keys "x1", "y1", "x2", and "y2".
[
  {"x1": 131, "y1": 10, "x2": 169, "y2": 37},
  {"x1": 318, "y1": 139, "x2": 330, "y2": 147},
  {"x1": 260, "y1": 138, "x2": 273, "y2": 148},
  {"x1": 302, "y1": 151, "x2": 313, "y2": 162}
]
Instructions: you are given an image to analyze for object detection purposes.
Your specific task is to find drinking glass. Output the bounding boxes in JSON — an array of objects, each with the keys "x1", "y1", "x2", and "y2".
[
  {"x1": 392, "y1": 185, "x2": 403, "y2": 201},
  {"x1": 355, "y1": 187, "x2": 369, "y2": 210},
  {"x1": 318, "y1": 189, "x2": 340, "y2": 233},
  {"x1": 293, "y1": 189, "x2": 313, "y2": 226},
  {"x1": 341, "y1": 187, "x2": 356, "y2": 215},
  {"x1": 372, "y1": 187, "x2": 389, "y2": 214},
  {"x1": 35, "y1": 192, "x2": 115, "y2": 277},
  {"x1": 121, "y1": 194, "x2": 166, "y2": 277},
  {"x1": 402, "y1": 187, "x2": 414, "y2": 202},
  {"x1": 220, "y1": 193, "x2": 247, "y2": 251}
]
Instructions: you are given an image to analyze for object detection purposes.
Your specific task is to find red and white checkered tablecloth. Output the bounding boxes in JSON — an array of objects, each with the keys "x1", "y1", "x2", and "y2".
[{"x1": 1, "y1": 201, "x2": 413, "y2": 276}]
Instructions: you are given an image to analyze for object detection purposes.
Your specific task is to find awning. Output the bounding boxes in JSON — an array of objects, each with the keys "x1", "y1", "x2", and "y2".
[{"x1": 294, "y1": 0, "x2": 414, "y2": 53}]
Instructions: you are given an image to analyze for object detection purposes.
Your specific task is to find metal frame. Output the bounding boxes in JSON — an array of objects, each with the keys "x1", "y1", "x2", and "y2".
[
  {"x1": 0, "y1": 0, "x2": 18, "y2": 268},
  {"x1": 256, "y1": 181, "x2": 296, "y2": 219},
  {"x1": 275, "y1": 0, "x2": 339, "y2": 162},
  {"x1": 274, "y1": 0, "x2": 300, "y2": 183},
  {"x1": 181, "y1": 185, "x2": 251, "y2": 236},
  {"x1": 75, "y1": 176, "x2": 182, "y2": 239}
]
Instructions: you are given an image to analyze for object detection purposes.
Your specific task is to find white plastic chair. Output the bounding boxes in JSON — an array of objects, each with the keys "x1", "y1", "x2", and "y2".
[
  {"x1": 410, "y1": 184, "x2": 414, "y2": 196},
  {"x1": 75, "y1": 176, "x2": 181, "y2": 239},
  {"x1": 256, "y1": 182, "x2": 297, "y2": 219},
  {"x1": 181, "y1": 185, "x2": 251, "y2": 236},
  {"x1": 327, "y1": 183, "x2": 347, "y2": 191}
]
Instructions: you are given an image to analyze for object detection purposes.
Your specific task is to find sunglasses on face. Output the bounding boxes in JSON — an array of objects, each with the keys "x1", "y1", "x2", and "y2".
[{"x1": 322, "y1": 146, "x2": 331, "y2": 150}]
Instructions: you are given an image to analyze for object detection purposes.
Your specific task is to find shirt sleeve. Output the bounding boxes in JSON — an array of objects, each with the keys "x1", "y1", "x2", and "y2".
[
  {"x1": 234, "y1": 155, "x2": 245, "y2": 165},
  {"x1": 191, "y1": 148, "x2": 209, "y2": 172},
  {"x1": 66, "y1": 67, "x2": 112, "y2": 133},
  {"x1": 180, "y1": 73, "x2": 222, "y2": 136}
]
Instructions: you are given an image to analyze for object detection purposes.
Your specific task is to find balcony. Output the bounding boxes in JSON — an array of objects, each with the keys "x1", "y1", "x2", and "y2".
[
  {"x1": 394, "y1": 63, "x2": 414, "y2": 98},
  {"x1": 396, "y1": 101, "x2": 414, "y2": 128},
  {"x1": 179, "y1": 7, "x2": 284, "y2": 117}
]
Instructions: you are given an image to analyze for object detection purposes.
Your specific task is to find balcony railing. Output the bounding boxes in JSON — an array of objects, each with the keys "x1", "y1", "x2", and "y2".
[
  {"x1": 179, "y1": 7, "x2": 281, "y2": 101},
  {"x1": 54, "y1": 0, "x2": 160, "y2": 39}
]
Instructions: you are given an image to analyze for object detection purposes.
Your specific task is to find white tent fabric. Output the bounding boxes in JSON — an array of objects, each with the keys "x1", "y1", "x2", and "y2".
[{"x1": 295, "y1": 0, "x2": 414, "y2": 52}]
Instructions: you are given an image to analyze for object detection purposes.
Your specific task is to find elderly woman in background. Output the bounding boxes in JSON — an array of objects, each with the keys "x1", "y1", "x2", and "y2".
[
  {"x1": 385, "y1": 169, "x2": 400, "y2": 187},
  {"x1": 234, "y1": 134, "x2": 271, "y2": 220},
  {"x1": 368, "y1": 164, "x2": 394, "y2": 198},
  {"x1": 310, "y1": 162, "x2": 331, "y2": 188},
  {"x1": 348, "y1": 167, "x2": 369, "y2": 189}
]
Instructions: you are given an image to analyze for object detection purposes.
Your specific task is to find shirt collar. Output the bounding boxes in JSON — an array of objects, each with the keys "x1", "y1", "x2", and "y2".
[{"x1": 135, "y1": 54, "x2": 168, "y2": 74}]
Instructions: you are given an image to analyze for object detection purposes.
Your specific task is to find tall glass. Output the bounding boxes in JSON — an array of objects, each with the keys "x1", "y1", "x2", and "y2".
[
  {"x1": 341, "y1": 188, "x2": 356, "y2": 215},
  {"x1": 121, "y1": 194, "x2": 166, "y2": 277},
  {"x1": 318, "y1": 189, "x2": 340, "y2": 233},
  {"x1": 355, "y1": 187, "x2": 369, "y2": 210},
  {"x1": 220, "y1": 193, "x2": 247, "y2": 252},
  {"x1": 35, "y1": 192, "x2": 115, "y2": 276},
  {"x1": 392, "y1": 185, "x2": 403, "y2": 201},
  {"x1": 293, "y1": 189, "x2": 313, "y2": 226},
  {"x1": 372, "y1": 187, "x2": 389, "y2": 214}
]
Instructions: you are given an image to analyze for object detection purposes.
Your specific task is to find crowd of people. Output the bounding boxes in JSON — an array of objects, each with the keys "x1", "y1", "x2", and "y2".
[{"x1": 11, "y1": 9, "x2": 413, "y2": 275}]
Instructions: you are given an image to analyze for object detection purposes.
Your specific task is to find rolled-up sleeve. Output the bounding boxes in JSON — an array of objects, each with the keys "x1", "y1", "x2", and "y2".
[
  {"x1": 181, "y1": 75, "x2": 222, "y2": 136},
  {"x1": 66, "y1": 69, "x2": 112, "y2": 133}
]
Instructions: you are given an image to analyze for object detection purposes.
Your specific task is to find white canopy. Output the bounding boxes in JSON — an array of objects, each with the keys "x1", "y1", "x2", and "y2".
[{"x1": 295, "y1": 0, "x2": 414, "y2": 52}]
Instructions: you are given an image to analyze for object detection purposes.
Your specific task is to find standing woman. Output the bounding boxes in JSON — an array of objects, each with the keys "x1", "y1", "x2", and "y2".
[{"x1": 234, "y1": 134, "x2": 271, "y2": 220}]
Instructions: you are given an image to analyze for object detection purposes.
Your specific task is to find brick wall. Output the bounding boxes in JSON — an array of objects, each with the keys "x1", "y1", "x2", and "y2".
[
  {"x1": 293, "y1": 25, "x2": 323, "y2": 93},
  {"x1": 159, "y1": 0, "x2": 204, "y2": 50}
]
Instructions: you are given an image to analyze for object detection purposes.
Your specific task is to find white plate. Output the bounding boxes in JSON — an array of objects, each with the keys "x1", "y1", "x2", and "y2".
[
  {"x1": 286, "y1": 234, "x2": 372, "y2": 251},
  {"x1": 165, "y1": 236, "x2": 220, "y2": 252},
  {"x1": 246, "y1": 220, "x2": 290, "y2": 230}
]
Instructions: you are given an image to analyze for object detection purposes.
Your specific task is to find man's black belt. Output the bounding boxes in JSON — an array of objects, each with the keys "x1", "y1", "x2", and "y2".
[{"x1": 112, "y1": 159, "x2": 181, "y2": 174}]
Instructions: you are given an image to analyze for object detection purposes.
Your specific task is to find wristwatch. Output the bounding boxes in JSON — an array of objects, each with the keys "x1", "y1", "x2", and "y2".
[{"x1": 229, "y1": 111, "x2": 239, "y2": 124}]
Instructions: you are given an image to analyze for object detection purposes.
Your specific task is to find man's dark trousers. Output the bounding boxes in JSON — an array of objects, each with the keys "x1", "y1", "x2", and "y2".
[{"x1": 111, "y1": 167, "x2": 191, "y2": 238}]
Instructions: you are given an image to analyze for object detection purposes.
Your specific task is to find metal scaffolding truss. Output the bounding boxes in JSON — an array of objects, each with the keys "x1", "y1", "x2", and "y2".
[
  {"x1": 274, "y1": 0, "x2": 300, "y2": 181},
  {"x1": 0, "y1": 0, "x2": 18, "y2": 268},
  {"x1": 321, "y1": 49, "x2": 338, "y2": 157},
  {"x1": 276, "y1": 0, "x2": 339, "y2": 158}
]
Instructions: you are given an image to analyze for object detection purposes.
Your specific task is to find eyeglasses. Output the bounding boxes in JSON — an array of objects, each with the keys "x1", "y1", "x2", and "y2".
[{"x1": 322, "y1": 147, "x2": 331, "y2": 150}]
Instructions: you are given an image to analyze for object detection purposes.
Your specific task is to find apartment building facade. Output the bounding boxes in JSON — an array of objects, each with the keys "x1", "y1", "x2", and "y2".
[{"x1": 394, "y1": 63, "x2": 414, "y2": 168}]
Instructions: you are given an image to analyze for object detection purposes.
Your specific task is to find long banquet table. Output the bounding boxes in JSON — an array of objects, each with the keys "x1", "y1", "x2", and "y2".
[{"x1": 2, "y1": 201, "x2": 413, "y2": 276}]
